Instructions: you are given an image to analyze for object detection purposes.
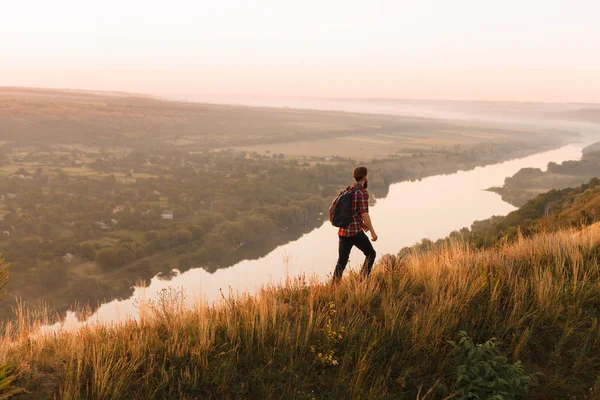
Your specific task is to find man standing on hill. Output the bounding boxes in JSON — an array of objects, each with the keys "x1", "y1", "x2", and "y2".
[{"x1": 332, "y1": 166, "x2": 378, "y2": 283}]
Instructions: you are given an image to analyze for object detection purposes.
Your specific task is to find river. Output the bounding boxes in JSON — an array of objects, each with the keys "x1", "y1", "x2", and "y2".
[{"x1": 44, "y1": 143, "x2": 587, "y2": 332}]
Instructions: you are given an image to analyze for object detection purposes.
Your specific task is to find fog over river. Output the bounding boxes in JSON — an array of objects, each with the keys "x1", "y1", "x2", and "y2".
[{"x1": 45, "y1": 142, "x2": 587, "y2": 332}]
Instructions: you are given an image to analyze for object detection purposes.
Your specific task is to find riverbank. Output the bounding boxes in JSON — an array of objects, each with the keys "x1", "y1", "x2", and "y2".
[
  {"x1": 4, "y1": 223, "x2": 600, "y2": 398},
  {"x1": 488, "y1": 142, "x2": 600, "y2": 207}
]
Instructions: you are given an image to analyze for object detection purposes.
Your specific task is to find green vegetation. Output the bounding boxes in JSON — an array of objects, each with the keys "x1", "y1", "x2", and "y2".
[
  {"x1": 3, "y1": 223, "x2": 600, "y2": 398},
  {"x1": 461, "y1": 177, "x2": 600, "y2": 248},
  {"x1": 0, "y1": 147, "x2": 340, "y2": 317},
  {"x1": 450, "y1": 332, "x2": 539, "y2": 399},
  {"x1": 406, "y1": 175, "x2": 600, "y2": 255}
]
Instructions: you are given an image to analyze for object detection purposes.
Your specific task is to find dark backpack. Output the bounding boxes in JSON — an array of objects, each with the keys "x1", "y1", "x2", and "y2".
[{"x1": 329, "y1": 186, "x2": 361, "y2": 228}]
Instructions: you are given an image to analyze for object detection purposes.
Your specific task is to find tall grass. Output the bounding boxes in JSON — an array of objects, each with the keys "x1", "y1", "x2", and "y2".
[
  {"x1": 3, "y1": 225, "x2": 600, "y2": 398},
  {"x1": 0, "y1": 258, "x2": 22, "y2": 399}
]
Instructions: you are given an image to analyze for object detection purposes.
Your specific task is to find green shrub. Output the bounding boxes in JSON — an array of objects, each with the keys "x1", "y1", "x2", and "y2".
[{"x1": 449, "y1": 331, "x2": 539, "y2": 399}]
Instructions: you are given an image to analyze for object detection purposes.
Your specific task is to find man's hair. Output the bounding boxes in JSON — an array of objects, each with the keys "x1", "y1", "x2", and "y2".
[{"x1": 353, "y1": 166, "x2": 368, "y2": 182}]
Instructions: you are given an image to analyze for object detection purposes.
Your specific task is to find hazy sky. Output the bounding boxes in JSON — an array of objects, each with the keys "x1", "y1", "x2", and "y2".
[{"x1": 2, "y1": 0, "x2": 599, "y2": 102}]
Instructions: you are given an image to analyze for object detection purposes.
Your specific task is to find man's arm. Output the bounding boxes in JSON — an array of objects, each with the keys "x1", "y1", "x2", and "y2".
[
  {"x1": 362, "y1": 212, "x2": 378, "y2": 241},
  {"x1": 356, "y1": 189, "x2": 377, "y2": 241}
]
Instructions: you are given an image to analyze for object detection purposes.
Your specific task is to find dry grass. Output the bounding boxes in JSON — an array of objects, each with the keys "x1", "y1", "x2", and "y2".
[{"x1": 3, "y1": 225, "x2": 600, "y2": 398}]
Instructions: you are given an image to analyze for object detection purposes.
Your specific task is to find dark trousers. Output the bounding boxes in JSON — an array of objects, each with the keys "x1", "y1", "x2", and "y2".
[{"x1": 333, "y1": 231, "x2": 376, "y2": 283}]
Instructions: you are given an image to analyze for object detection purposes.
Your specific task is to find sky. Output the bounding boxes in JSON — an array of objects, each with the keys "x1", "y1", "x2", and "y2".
[{"x1": 1, "y1": 0, "x2": 599, "y2": 103}]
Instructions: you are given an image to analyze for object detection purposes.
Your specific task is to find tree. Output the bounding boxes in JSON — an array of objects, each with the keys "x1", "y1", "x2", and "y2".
[
  {"x1": 96, "y1": 248, "x2": 120, "y2": 270},
  {"x1": 80, "y1": 243, "x2": 96, "y2": 261},
  {"x1": 186, "y1": 225, "x2": 205, "y2": 241},
  {"x1": 39, "y1": 262, "x2": 67, "y2": 290}
]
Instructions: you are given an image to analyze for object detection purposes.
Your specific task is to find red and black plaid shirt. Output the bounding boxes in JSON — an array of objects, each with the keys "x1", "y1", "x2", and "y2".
[{"x1": 338, "y1": 183, "x2": 369, "y2": 237}]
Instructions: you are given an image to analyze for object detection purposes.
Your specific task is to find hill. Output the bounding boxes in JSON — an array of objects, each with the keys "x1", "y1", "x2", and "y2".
[
  {"x1": 441, "y1": 177, "x2": 600, "y2": 249},
  {"x1": 0, "y1": 87, "x2": 576, "y2": 159},
  {"x1": 2, "y1": 222, "x2": 600, "y2": 398}
]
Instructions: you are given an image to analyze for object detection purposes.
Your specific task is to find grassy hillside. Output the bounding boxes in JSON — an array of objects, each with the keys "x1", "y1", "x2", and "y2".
[
  {"x1": 3, "y1": 223, "x2": 600, "y2": 398},
  {"x1": 466, "y1": 177, "x2": 600, "y2": 248}
]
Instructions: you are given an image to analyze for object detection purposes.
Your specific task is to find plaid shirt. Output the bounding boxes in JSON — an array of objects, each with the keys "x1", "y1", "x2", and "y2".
[{"x1": 338, "y1": 183, "x2": 369, "y2": 237}]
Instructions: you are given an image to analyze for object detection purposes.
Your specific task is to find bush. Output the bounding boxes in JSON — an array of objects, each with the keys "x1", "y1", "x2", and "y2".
[
  {"x1": 449, "y1": 331, "x2": 539, "y2": 399},
  {"x1": 39, "y1": 263, "x2": 67, "y2": 290},
  {"x1": 96, "y1": 248, "x2": 120, "y2": 270}
]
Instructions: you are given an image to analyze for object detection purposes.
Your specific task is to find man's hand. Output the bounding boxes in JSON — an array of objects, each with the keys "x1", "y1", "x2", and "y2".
[{"x1": 362, "y1": 213, "x2": 377, "y2": 241}]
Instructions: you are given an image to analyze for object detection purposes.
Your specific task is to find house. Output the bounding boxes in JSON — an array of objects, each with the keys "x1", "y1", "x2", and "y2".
[
  {"x1": 113, "y1": 205, "x2": 126, "y2": 214},
  {"x1": 7, "y1": 193, "x2": 16, "y2": 200},
  {"x1": 161, "y1": 210, "x2": 174, "y2": 220},
  {"x1": 63, "y1": 253, "x2": 75, "y2": 263},
  {"x1": 2, "y1": 231, "x2": 10, "y2": 236}
]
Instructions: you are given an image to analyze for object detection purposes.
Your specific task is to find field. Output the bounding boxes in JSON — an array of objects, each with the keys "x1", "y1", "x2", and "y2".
[
  {"x1": 231, "y1": 131, "x2": 512, "y2": 160},
  {"x1": 0, "y1": 87, "x2": 576, "y2": 160}
]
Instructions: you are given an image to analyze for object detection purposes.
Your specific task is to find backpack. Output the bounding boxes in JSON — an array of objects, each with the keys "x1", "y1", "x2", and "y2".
[{"x1": 329, "y1": 186, "x2": 361, "y2": 228}]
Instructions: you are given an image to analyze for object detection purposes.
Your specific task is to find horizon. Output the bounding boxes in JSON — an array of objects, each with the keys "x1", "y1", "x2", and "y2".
[
  {"x1": 3, "y1": 85, "x2": 600, "y2": 108},
  {"x1": 2, "y1": 0, "x2": 599, "y2": 103}
]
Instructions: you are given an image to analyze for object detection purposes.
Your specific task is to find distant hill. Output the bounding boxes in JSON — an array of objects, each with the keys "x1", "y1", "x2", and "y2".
[{"x1": 0, "y1": 87, "x2": 578, "y2": 156}]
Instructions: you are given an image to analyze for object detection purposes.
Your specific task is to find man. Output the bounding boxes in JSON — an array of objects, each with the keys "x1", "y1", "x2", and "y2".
[{"x1": 333, "y1": 166, "x2": 378, "y2": 283}]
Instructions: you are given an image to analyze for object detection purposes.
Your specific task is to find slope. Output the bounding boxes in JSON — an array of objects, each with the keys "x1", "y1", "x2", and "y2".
[{"x1": 2, "y1": 223, "x2": 600, "y2": 398}]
